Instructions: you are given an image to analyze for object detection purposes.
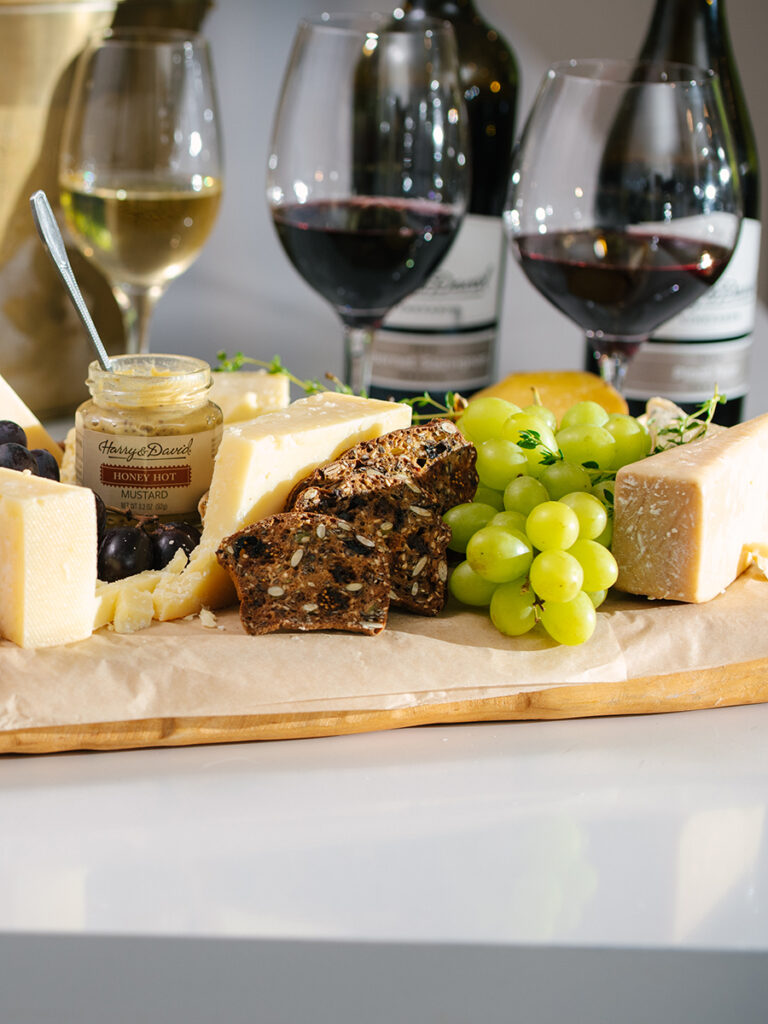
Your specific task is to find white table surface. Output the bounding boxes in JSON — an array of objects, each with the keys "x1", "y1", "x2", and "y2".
[{"x1": 2, "y1": 704, "x2": 767, "y2": 1022}]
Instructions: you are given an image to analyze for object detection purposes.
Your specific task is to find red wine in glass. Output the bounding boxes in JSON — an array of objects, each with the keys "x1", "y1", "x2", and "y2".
[
  {"x1": 272, "y1": 197, "x2": 462, "y2": 328},
  {"x1": 505, "y1": 59, "x2": 742, "y2": 393},
  {"x1": 516, "y1": 228, "x2": 732, "y2": 362},
  {"x1": 267, "y1": 14, "x2": 468, "y2": 393}
]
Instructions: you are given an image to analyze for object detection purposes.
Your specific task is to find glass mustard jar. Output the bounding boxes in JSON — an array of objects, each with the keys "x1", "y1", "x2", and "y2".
[{"x1": 75, "y1": 354, "x2": 223, "y2": 521}]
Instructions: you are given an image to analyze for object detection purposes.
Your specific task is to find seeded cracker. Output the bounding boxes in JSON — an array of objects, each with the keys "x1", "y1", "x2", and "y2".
[
  {"x1": 216, "y1": 511, "x2": 390, "y2": 636},
  {"x1": 286, "y1": 419, "x2": 477, "y2": 514},
  {"x1": 288, "y1": 471, "x2": 451, "y2": 616}
]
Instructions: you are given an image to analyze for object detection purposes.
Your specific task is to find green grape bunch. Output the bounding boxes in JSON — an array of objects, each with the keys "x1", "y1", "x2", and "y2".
[{"x1": 442, "y1": 395, "x2": 650, "y2": 646}]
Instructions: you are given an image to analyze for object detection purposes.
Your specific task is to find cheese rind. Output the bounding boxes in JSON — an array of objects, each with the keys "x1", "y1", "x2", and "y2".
[
  {"x1": 152, "y1": 392, "x2": 412, "y2": 620},
  {"x1": 613, "y1": 413, "x2": 768, "y2": 603},
  {"x1": 208, "y1": 370, "x2": 291, "y2": 423},
  {"x1": 0, "y1": 372, "x2": 63, "y2": 465},
  {"x1": 0, "y1": 468, "x2": 96, "y2": 647}
]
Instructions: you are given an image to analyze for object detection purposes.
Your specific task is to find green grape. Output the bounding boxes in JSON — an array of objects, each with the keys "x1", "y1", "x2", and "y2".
[
  {"x1": 555, "y1": 424, "x2": 616, "y2": 471},
  {"x1": 587, "y1": 589, "x2": 607, "y2": 609},
  {"x1": 525, "y1": 500, "x2": 580, "y2": 551},
  {"x1": 558, "y1": 491, "x2": 608, "y2": 541},
  {"x1": 559, "y1": 400, "x2": 609, "y2": 429},
  {"x1": 490, "y1": 510, "x2": 528, "y2": 535},
  {"x1": 540, "y1": 592, "x2": 597, "y2": 646},
  {"x1": 474, "y1": 483, "x2": 505, "y2": 511},
  {"x1": 449, "y1": 560, "x2": 498, "y2": 606},
  {"x1": 490, "y1": 578, "x2": 538, "y2": 636},
  {"x1": 591, "y1": 479, "x2": 615, "y2": 506},
  {"x1": 442, "y1": 502, "x2": 497, "y2": 554},
  {"x1": 466, "y1": 524, "x2": 533, "y2": 583},
  {"x1": 594, "y1": 517, "x2": 613, "y2": 549},
  {"x1": 605, "y1": 413, "x2": 651, "y2": 469},
  {"x1": 475, "y1": 439, "x2": 528, "y2": 491},
  {"x1": 529, "y1": 549, "x2": 584, "y2": 603},
  {"x1": 539, "y1": 461, "x2": 592, "y2": 500},
  {"x1": 521, "y1": 403, "x2": 557, "y2": 432},
  {"x1": 460, "y1": 396, "x2": 521, "y2": 443},
  {"x1": 502, "y1": 412, "x2": 558, "y2": 451},
  {"x1": 568, "y1": 539, "x2": 619, "y2": 591},
  {"x1": 503, "y1": 475, "x2": 549, "y2": 515}
]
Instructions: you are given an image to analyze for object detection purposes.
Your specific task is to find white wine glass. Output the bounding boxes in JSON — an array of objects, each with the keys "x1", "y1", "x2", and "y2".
[
  {"x1": 59, "y1": 27, "x2": 223, "y2": 354},
  {"x1": 505, "y1": 59, "x2": 742, "y2": 393},
  {"x1": 266, "y1": 12, "x2": 468, "y2": 394}
]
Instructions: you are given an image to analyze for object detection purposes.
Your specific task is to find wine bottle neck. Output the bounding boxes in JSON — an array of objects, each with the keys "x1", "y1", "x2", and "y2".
[{"x1": 639, "y1": 0, "x2": 727, "y2": 67}]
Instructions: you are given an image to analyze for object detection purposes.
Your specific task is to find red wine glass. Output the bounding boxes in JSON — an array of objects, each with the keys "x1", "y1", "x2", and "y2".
[
  {"x1": 504, "y1": 59, "x2": 742, "y2": 393},
  {"x1": 266, "y1": 13, "x2": 468, "y2": 393}
]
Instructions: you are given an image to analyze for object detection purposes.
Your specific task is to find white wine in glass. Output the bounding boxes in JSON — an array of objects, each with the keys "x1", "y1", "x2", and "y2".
[{"x1": 60, "y1": 27, "x2": 223, "y2": 354}]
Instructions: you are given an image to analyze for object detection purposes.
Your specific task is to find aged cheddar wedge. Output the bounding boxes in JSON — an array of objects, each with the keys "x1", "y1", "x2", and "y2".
[
  {"x1": 613, "y1": 413, "x2": 768, "y2": 603},
  {"x1": 0, "y1": 468, "x2": 96, "y2": 647},
  {"x1": 208, "y1": 370, "x2": 291, "y2": 423},
  {"x1": 0, "y1": 371, "x2": 63, "y2": 465},
  {"x1": 152, "y1": 391, "x2": 412, "y2": 620}
]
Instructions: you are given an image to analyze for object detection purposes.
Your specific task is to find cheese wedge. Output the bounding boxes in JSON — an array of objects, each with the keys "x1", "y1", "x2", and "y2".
[
  {"x1": 152, "y1": 391, "x2": 412, "y2": 620},
  {"x1": 0, "y1": 468, "x2": 96, "y2": 647},
  {"x1": 613, "y1": 413, "x2": 768, "y2": 603},
  {"x1": 0, "y1": 371, "x2": 63, "y2": 465},
  {"x1": 208, "y1": 370, "x2": 291, "y2": 423}
]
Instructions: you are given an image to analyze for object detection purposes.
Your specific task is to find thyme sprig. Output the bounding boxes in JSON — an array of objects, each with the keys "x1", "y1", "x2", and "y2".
[
  {"x1": 651, "y1": 388, "x2": 726, "y2": 453},
  {"x1": 400, "y1": 390, "x2": 468, "y2": 422},
  {"x1": 215, "y1": 351, "x2": 357, "y2": 396},
  {"x1": 215, "y1": 351, "x2": 467, "y2": 421}
]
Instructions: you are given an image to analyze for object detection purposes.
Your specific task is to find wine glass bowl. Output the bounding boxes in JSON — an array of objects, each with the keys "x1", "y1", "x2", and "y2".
[
  {"x1": 504, "y1": 58, "x2": 742, "y2": 392},
  {"x1": 266, "y1": 13, "x2": 468, "y2": 393},
  {"x1": 59, "y1": 27, "x2": 223, "y2": 354}
]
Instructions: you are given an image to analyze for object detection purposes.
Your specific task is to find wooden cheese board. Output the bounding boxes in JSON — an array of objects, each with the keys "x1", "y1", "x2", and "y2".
[
  {"x1": 2, "y1": 570, "x2": 768, "y2": 755},
  {"x1": 2, "y1": 656, "x2": 768, "y2": 755}
]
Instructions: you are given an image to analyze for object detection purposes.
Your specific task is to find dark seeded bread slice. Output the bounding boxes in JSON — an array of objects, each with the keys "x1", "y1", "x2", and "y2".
[
  {"x1": 216, "y1": 512, "x2": 390, "y2": 636},
  {"x1": 285, "y1": 419, "x2": 477, "y2": 514},
  {"x1": 289, "y1": 474, "x2": 451, "y2": 616}
]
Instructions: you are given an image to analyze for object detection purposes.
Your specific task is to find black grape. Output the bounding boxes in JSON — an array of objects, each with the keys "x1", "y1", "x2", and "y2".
[
  {"x1": 151, "y1": 521, "x2": 201, "y2": 569},
  {"x1": 0, "y1": 442, "x2": 38, "y2": 473},
  {"x1": 98, "y1": 526, "x2": 154, "y2": 582},
  {"x1": 0, "y1": 420, "x2": 27, "y2": 447},
  {"x1": 30, "y1": 448, "x2": 60, "y2": 481}
]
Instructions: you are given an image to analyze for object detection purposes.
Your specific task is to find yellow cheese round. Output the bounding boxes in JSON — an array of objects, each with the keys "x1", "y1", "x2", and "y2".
[{"x1": 472, "y1": 371, "x2": 627, "y2": 421}]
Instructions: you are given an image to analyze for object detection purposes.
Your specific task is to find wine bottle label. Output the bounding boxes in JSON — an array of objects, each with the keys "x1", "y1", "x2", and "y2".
[
  {"x1": 77, "y1": 426, "x2": 222, "y2": 518},
  {"x1": 623, "y1": 336, "x2": 752, "y2": 404},
  {"x1": 649, "y1": 218, "x2": 761, "y2": 341},
  {"x1": 372, "y1": 214, "x2": 505, "y2": 391}
]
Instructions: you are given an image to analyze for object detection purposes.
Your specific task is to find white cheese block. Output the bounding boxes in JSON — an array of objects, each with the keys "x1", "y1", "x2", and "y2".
[
  {"x1": 152, "y1": 391, "x2": 412, "y2": 620},
  {"x1": 613, "y1": 413, "x2": 768, "y2": 603},
  {"x1": 208, "y1": 370, "x2": 291, "y2": 423},
  {"x1": 0, "y1": 371, "x2": 63, "y2": 465},
  {"x1": 0, "y1": 468, "x2": 96, "y2": 647}
]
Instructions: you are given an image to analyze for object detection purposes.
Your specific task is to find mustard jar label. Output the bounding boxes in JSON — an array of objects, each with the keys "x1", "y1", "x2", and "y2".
[{"x1": 77, "y1": 426, "x2": 222, "y2": 517}]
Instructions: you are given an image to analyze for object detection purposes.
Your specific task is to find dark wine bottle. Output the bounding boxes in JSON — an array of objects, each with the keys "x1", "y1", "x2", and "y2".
[
  {"x1": 369, "y1": 0, "x2": 519, "y2": 401},
  {"x1": 585, "y1": 0, "x2": 760, "y2": 426}
]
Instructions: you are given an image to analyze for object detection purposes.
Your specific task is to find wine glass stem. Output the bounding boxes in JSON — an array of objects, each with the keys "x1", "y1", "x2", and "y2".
[
  {"x1": 587, "y1": 334, "x2": 643, "y2": 395},
  {"x1": 112, "y1": 283, "x2": 164, "y2": 355},
  {"x1": 343, "y1": 324, "x2": 374, "y2": 395}
]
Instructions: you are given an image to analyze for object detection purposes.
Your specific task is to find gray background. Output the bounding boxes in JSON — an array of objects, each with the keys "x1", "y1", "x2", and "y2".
[{"x1": 149, "y1": 0, "x2": 768, "y2": 410}]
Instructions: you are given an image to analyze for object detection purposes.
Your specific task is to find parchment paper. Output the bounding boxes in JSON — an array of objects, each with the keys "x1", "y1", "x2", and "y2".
[{"x1": 2, "y1": 568, "x2": 767, "y2": 734}]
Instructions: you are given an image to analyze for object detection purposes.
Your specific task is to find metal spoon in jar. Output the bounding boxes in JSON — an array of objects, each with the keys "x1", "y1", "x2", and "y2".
[{"x1": 29, "y1": 189, "x2": 112, "y2": 371}]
